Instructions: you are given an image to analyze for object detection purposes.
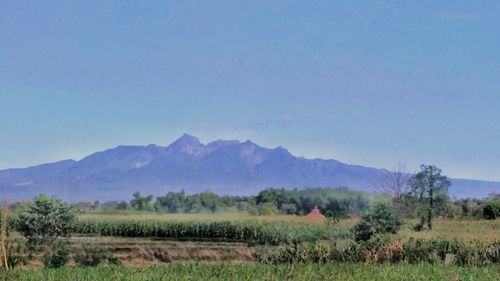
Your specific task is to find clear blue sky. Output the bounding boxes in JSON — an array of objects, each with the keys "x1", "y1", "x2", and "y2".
[{"x1": 1, "y1": 1, "x2": 499, "y2": 181}]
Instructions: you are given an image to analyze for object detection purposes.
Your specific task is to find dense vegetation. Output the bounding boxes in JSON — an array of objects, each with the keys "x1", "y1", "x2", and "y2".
[{"x1": 256, "y1": 237, "x2": 500, "y2": 266}]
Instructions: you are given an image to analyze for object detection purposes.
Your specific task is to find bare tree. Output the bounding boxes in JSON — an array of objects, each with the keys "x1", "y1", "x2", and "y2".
[
  {"x1": 378, "y1": 163, "x2": 411, "y2": 198},
  {"x1": 376, "y1": 163, "x2": 417, "y2": 218}
]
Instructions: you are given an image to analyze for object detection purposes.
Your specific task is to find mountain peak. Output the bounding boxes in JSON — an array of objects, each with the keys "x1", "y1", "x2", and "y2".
[
  {"x1": 274, "y1": 146, "x2": 289, "y2": 152},
  {"x1": 176, "y1": 133, "x2": 200, "y2": 143},
  {"x1": 168, "y1": 134, "x2": 203, "y2": 155},
  {"x1": 242, "y1": 140, "x2": 257, "y2": 146}
]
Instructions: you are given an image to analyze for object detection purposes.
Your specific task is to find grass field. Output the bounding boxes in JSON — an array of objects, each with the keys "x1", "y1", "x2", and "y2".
[
  {"x1": 1, "y1": 262, "x2": 498, "y2": 281},
  {"x1": 6, "y1": 212, "x2": 499, "y2": 279},
  {"x1": 398, "y1": 218, "x2": 500, "y2": 241}
]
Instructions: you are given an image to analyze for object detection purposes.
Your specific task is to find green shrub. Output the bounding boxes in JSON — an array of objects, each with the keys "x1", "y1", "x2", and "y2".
[
  {"x1": 257, "y1": 203, "x2": 278, "y2": 216},
  {"x1": 483, "y1": 201, "x2": 500, "y2": 220},
  {"x1": 255, "y1": 245, "x2": 293, "y2": 264},
  {"x1": 17, "y1": 195, "x2": 75, "y2": 248},
  {"x1": 331, "y1": 239, "x2": 365, "y2": 263},
  {"x1": 74, "y1": 246, "x2": 120, "y2": 267},
  {"x1": 313, "y1": 240, "x2": 332, "y2": 263},
  {"x1": 43, "y1": 244, "x2": 70, "y2": 269},
  {"x1": 403, "y1": 238, "x2": 440, "y2": 264},
  {"x1": 353, "y1": 202, "x2": 401, "y2": 241}
]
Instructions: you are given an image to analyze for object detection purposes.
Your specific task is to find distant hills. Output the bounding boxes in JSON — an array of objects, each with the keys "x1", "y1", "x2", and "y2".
[{"x1": 0, "y1": 134, "x2": 498, "y2": 201}]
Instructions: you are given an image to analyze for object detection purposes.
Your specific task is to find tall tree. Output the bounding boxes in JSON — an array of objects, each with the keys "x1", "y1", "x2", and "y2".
[
  {"x1": 18, "y1": 195, "x2": 75, "y2": 269},
  {"x1": 130, "y1": 192, "x2": 153, "y2": 211},
  {"x1": 409, "y1": 165, "x2": 450, "y2": 229}
]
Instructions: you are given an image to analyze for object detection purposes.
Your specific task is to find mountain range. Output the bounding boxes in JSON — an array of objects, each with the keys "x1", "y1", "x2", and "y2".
[{"x1": 0, "y1": 134, "x2": 498, "y2": 201}]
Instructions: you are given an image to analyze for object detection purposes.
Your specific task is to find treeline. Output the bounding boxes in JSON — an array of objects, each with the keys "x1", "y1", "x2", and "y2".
[
  {"x1": 68, "y1": 184, "x2": 500, "y2": 220},
  {"x1": 94, "y1": 187, "x2": 371, "y2": 217}
]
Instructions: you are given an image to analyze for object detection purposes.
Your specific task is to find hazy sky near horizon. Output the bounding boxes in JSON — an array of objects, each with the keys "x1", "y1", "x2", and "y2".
[{"x1": 1, "y1": 1, "x2": 499, "y2": 181}]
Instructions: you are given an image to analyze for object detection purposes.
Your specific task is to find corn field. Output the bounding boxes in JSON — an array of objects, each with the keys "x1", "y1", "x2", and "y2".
[{"x1": 72, "y1": 219, "x2": 339, "y2": 245}]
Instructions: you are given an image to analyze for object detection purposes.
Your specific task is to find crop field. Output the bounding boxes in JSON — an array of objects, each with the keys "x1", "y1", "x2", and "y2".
[
  {"x1": 5, "y1": 211, "x2": 500, "y2": 280},
  {"x1": 79, "y1": 212, "x2": 499, "y2": 242},
  {"x1": 73, "y1": 215, "x2": 349, "y2": 245},
  {"x1": 1, "y1": 262, "x2": 499, "y2": 281}
]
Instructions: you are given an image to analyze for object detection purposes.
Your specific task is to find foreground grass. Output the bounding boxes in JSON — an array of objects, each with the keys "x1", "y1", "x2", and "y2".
[{"x1": 1, "y1": 263, "x2": 498, "y2": 281}]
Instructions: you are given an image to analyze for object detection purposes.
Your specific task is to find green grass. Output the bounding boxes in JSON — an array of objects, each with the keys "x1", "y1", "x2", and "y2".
[{"x1": 1, "y1": 263, "x2": 498, "y2": 281}]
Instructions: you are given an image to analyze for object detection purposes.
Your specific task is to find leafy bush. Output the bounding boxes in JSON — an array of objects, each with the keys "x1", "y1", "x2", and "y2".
[
  {"x1": 43, "y1": 244, "x2": 70, "y2": 269},
  {"x1": 17, "y1": 195, "x2": 75, "y2": 248},
  {"x1": 483, "y1": 201, "x2": 500, "y2": 220},
  {"x1": 353, "y1": 202, "x2": 401, "y2": 241},
  {"x1": 256, "y1": 245, "x2": 303, "y2": 264},
  {"x1": 331, "y1": 239, "x2": 365, "y2": 262},
  {"x1": 257, "y1": 202, "x2": 278, "y2": 215},
  {"x1": 74, "y1": 246, "x2": 120, "y2": 266}
]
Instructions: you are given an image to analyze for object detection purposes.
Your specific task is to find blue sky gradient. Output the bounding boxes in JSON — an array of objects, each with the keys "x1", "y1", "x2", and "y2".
[{"x1": 1, "y1": 1, "x2": 499, "y2": 181}]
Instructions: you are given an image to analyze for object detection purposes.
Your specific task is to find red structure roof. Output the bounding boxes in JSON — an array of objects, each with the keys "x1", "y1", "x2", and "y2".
[{"x1": 308, "y1": 206, "x2": 325, "y2": 219}]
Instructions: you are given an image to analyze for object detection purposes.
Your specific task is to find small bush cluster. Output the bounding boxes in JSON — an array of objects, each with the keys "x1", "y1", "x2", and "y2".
[
  {"x1": 256, "y1": 238, "x2": 500, "y2": 266},
  {"x1": 74, "y1": 246, "x2": 120, "y2": 266},
  {"x1": 483, "y1": 200, "x2": 500, "y2": 220},
  {"x1": 353, "y1": 201, "x2": 401, "y2": 241},
  {"x1": 256, "y1": 241, "x2": 333, "y2": 264},
  {"x1": 43, "y1": 244, "x2": 70, "y2": 269}
]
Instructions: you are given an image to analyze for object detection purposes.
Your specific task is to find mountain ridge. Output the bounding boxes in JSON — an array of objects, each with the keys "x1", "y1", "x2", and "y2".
[{"x1": 0, "y1": 134, "x2": 498, "y2": 201}]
